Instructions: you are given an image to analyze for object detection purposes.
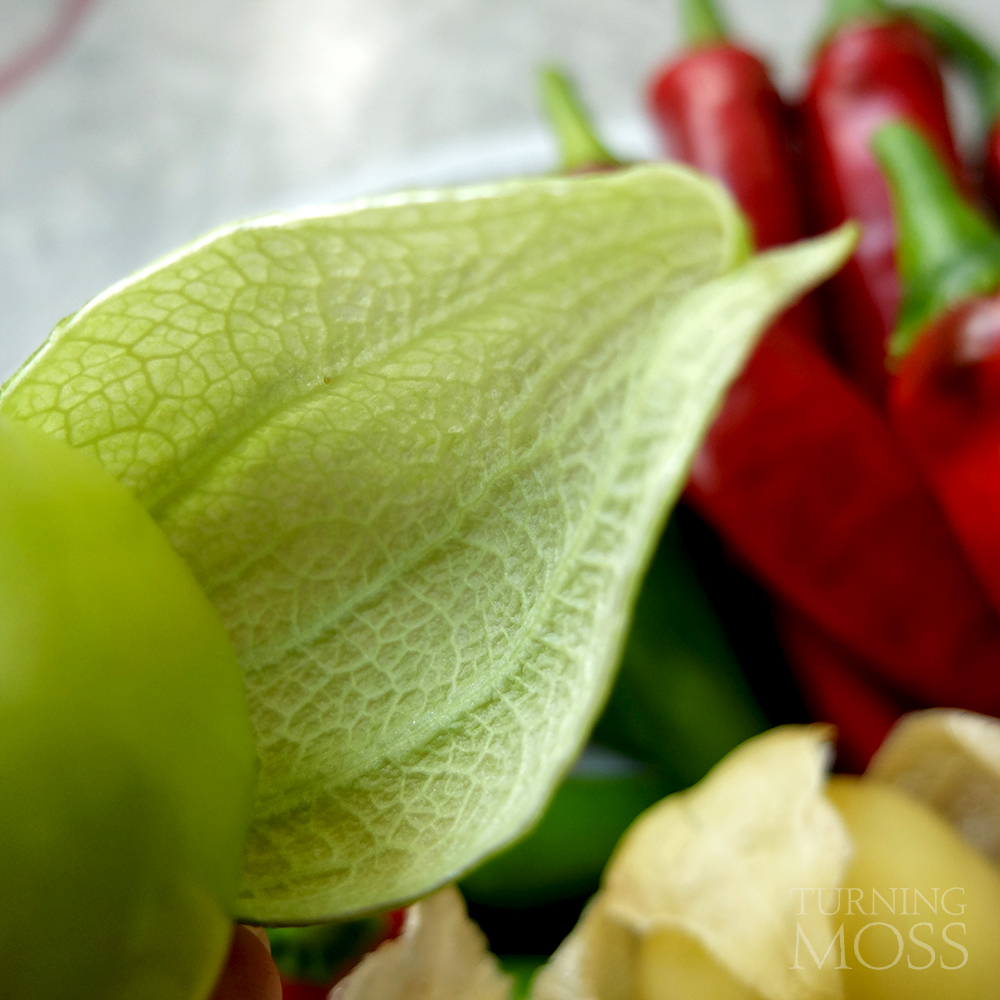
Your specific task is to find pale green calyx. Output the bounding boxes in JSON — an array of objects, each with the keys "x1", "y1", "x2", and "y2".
[{"x1": 0, "y1": 166, "x2": 856, "y2": 923}]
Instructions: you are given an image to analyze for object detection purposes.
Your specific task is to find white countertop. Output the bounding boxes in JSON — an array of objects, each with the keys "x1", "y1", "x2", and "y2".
[{"x1": 2, "y1": 0, "x2": 998, "y2": 380}]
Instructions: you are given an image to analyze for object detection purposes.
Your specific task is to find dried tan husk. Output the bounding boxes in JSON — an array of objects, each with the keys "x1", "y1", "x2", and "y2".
[
  {"x1": 533, "y1": 726, "x2": 850, "y2": 1000},
  {"x1": 532, "y1": 895, "x2": 639, "y2": 1000},
  {"x1": 330, "y1": 886, "x2": 510, "y2": 1000},
  {"x1": 867, "y1": 708, "x2": 1000, "y2": 865}
]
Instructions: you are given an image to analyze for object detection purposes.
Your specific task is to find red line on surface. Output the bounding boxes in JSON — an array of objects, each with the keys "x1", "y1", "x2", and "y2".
[{"x1": 0, "y1": 0, "x2": 100, "y2": 99}]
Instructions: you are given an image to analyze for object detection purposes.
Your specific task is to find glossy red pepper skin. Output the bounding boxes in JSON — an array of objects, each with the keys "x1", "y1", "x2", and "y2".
[
  {"x1": 800, "y1": 17, "x2": 963, "y2": 405},
  {"x1": 687, "y1": 319, "x2": 1000, "y2": 713},
  {"x1": 649, "y1": 44, "x2": 805, "y2": 250},
  {"x1": 891, "y1": 294, "x2": 1000, "y2": 613}
]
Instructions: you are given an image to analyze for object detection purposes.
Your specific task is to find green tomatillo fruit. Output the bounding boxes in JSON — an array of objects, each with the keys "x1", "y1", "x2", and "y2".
[{"x1": 0, "y1": 415, "x2": 256, "y2": 1000}]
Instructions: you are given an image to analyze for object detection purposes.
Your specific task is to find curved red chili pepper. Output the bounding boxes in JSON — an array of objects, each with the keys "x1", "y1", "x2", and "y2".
[
  {"x1": 688, "y1": 313, "x2": 1000, "y2": 712},
  {"x1": 649, "y1": 0, "x2": 1000, "y2": 714},
  {"x1": 877, "y1": 122, "x2": 1000, "y2": 622},
  {"x1": 648, "y1": 0, "x2": 805, "y2": 250},
  {"x1": 799, "y1": 0, "x2": 963, "y2": 406},
  {"x1": 892, "y1": 295, "x2": 1000, "y2": 608}
]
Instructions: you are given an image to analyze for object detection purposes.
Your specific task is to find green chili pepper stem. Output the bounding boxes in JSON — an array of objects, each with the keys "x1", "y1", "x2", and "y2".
[
  {"x1": 872, "y1": 121, "x2": 1000, "y2": 357},
  {"x1": 902, "y1": 4, "x2": 1000, "y2": 131},
  {"x1": 681, "y1": 0, "x2": 728, "y2": 48},
  {"x1": 824, "y1": 0, "x2": 892, "y2": 35},
  {"x1": 537, "y1": 67, "x2": 620, "y2": 173}
]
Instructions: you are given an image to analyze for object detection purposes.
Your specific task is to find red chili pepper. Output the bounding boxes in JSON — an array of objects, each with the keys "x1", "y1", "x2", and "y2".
[
  {"x1": 648, "y1": 0, "x2": 1000, "y2": 715},
  {"x1": 902, "y1": 3, "x2": 1000, "y2": 218},
  {"x1": 689, "y1": 312, "x2": 1000, "y2": 712},
  {"x1": 381, "y1": 908, "x2": 407, "y2": 943},
  {"x1": 893, "y1": 295, "x2": 1000, "y2": 601},
  {"x1": 876, "y1": 123, "x2": 1000, "y2": 624},
  {"x1": 799, "y1": 0, "x2": 963, "y2": 406},
  {"x1": 278, "y1": 979, "x2": 329, "y2": 1000},
  {"x1": 774, "y1": 603, "x2": 914, "y2": 773},
  {"x1": 648, "y1": 0, "x2": 806, "y2": 250}
]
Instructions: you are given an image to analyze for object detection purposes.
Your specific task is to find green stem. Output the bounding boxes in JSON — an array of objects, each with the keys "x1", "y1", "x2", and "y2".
[
  {"x1": 902, "y1": 4, "x2": 1000, "y2": 130},
  {"x1": 538, "y1": 67, "x2": 620, "y2": 173},
  {"x1": 681, "y1": 0, "x2": 728, "y2": 48},
  {"x1": 824, "y1": 0, "x2": 892, "y2": 34},
  {"x1": 872, "y1": 122, "x2": 1000, "y2": 357}
]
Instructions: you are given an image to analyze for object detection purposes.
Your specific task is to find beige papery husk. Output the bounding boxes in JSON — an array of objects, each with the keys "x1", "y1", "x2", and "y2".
[
  {"x1": 329, "y1": 885, "x2": 510, "y2": 1000},
  {"x1": 532, "y1": 726, "x2": 851, "y2": 1000},
  {"x1": 867, "y1": 708, "x2": 1000, "y2": 866},
  {"x1": 325, "y1": 712, "x2": 1000, "y2": 1000}
]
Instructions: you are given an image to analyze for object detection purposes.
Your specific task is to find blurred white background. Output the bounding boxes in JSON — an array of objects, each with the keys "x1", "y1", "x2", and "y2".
[{"x1": 2, "y1": 0, "x2": 997, "y2": 379}]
